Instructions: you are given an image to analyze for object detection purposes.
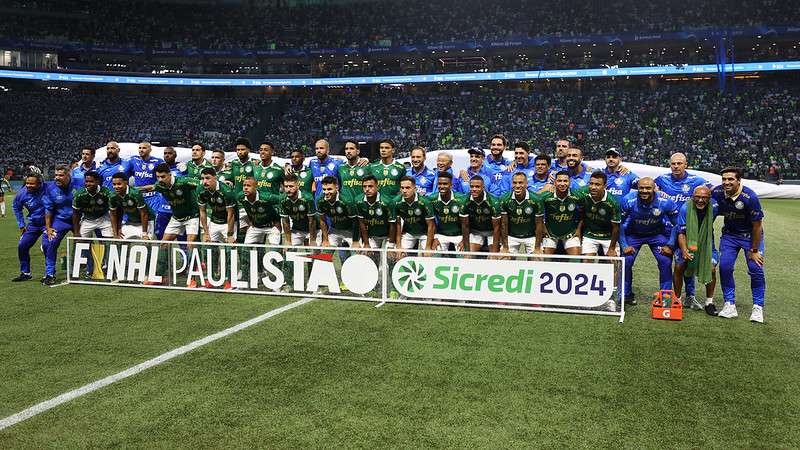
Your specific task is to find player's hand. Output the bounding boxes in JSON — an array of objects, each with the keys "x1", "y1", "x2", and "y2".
[
  {"x1": 356, "y1": 157, "x2": 369, "y2": 167},
  {"x1": 308, "y1": 239, "x2": 317, "y2": 247},
  {"x1": 459, "y1": 169, "x2": 469, "y2": 182},
  {"x1": 114, "y1": 233, "x2": 123, "y2": 239},
  {"x1": 500, "y1": 247, "x2": 509, "y2": 254},
  {"x1": 533, "y1": 247, "x2": 542, "y2": 255},
  {"x1": 507, "y1": 160, "x2": 517, "y2": 171},
  {"x1": 226, "y1": 236, "x2": 236, "y2": 244},
  {"x1": 606, "y1": 247, "x2": 618, "y2": 257},
  {"x1": 623, "y1": 246, "x2": 634, "y2": 256},
  {"x1": 141, "y1": 235, "x2": 150, "y2": 240},
  {"x1": 681, "y1": 248, "x2": 694, "y2": 261},
  {"x1": 321, "y1": 240, "x2": 330, "y2": 247},
  {"x1": 46, "y1": 227, "x2": 56, "y2": 240},
  {"x1": 203, "y1": 234, "x2": 211, "y2": 243},
  {"x1": 284, "y1": 163, "x2": 294, "y2": 175},
  {"x1": 658, "y1": 246, "x2": 673, "y2": 257},
  {"x1": 749, "y1": 250, "x2": 764, "y2": 267},
  {"x1": 19, "y1": 226, "x2": 26, "y2": 236},
  {"x1": 456, "y1": 241, "x2": 465, "y2": 251}
]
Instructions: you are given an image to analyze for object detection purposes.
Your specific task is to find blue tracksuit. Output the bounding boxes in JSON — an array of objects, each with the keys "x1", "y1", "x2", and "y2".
[
  {"x1": 13, "y1": 185, "x2": 46, "y2": 274},
  {"x1": 655, "y1": 171, "x2": 712, "y2": 296},
  {"x1": 711, "y1": 185, "x2": 765, "y2": 307},
  {"x1": 407, "y1": 166, "x2": 436, "y2": 196},
  {"x1": 459, "y1": 166, "x2": 494, "y2": 193},
  {"x1": 605, "y1": 168, "x2": 640, "y2": 201},
  {"x1": 71, "y1": 162, "x2": 97, "y2": 190},
  {"x1": 98, "y1": 158, "x2": 133, "y2": 189},
  {"x1": 485, "y1": 155, "x2": 512, "y2": 173},
  {"x1": 619, "y1": 192, "x2": 678, "y2": 298},
  {"x1": 569, "y1": 169, "x2": 592, "y2": 191},
  {"x1": 42, "y1": 181, "x2": 75, "y2": 276},
  {"x1": 431, "y1": 167, "x2": 467, "y2": 195}
]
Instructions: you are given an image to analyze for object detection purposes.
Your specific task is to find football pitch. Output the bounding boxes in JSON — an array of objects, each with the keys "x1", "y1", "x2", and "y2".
[{"x1": 0, "y1": 196, "x2": 798, "y2": 448}]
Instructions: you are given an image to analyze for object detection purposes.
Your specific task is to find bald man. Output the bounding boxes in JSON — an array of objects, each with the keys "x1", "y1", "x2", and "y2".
[
  {"x1": 655, "y1": 152, "x2": 712, "y2": 309},
  {"x1": 673, "y1": 186, "x2": 719, "y2": 316},
  {"x1": 619, "y1": 177, "x2": 678, "y2": 305}
]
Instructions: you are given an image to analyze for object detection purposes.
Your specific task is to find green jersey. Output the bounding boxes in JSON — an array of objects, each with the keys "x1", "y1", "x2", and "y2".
[
  {"x1": 370, "y1": 161, "x2": 405, "y2": 199},
  {"x1": 198, "y1": 182, "x2": 237, "y2": 225},
  {"x1": 154, "y1": 175, "x2": 200, "y2": 221},
  {"x1": 355, "y1": 193, "x2": 396, "y2": 238},
  {"x1": 460, "y1": 193, "x2": 501, "y2": 233},
  {"x1": 318, "y1": 192, "x2": 357, "y2": 232},
  {"x1": 338, "y1": 162, "x2": 368, "y2": 199},
  {"x1": 187, "y1": 159, "x2": 212, "y2": 179},
  {"x1": 295, "y1": 166, "x2": 314, "y2": 195},
  {"x1": 72, "y1": 186, "x2": 113, "y2": 220},
  {"x1": 279, "y1": 192, "x2": 317, "y2": 232},
  {"x1": 215, "y1": 164, "x2": 233, "y2": 186},
  {"x1": 109, "y1": 186, "x2": 152, "y2": 225},
  {"x1": 230, "y1": 158, "x2": 258, "y2": 193},
  {"x1": 539, "y1": 190, "x2": 583, "y2": 239},
  {"x1": 253, "y1": 160, "x2": 284, "y2": 194},
  {"x1": 394, "y1": 194, "x2": 434, "y2": 236},
  {"x1": 499, "y1": 190, "x2": 542, "y2": 238},
  {"x1": 237, "y1": 190, "x2": 281, "y2": 228},
  {"x1": 577, "y1": 189, "x2": 621, "y2": 240},
  {"x1": 427, "y1": 192, "x2": 467, "y2": 236}
]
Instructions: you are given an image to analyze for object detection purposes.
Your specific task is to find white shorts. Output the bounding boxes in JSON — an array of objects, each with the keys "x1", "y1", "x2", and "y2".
[
  {"x1": 507, "y1": 235, "x2": 536, "y2": 254},
  {"x1": 541, "y1": 235, "x2": 581, "y2": 250},
  {"x1": 290, "y1": 230, "x2": 312, "y2": 246},
  {"x1": 469, "y1": 230, "x2": 494, "y2": 246},
  {"x1": 121, "y1": 221, "x2": 155, "y2": 240},
  {"x1": 327, "y1": 230, "x2": 354, "y2": 247},
  {"x1": 164, "y1": 217, "x2": 199, "y2": 237},
  {"x1": 582, "y1": 236, "x2": 613, "y2": 255},
  {"x1": 245, "y1": 225, "x2": 281, "y2": 245},
  {"x1": 207, "y1": 221, "x2": 236, "y2": 243},
  {"x1": 367, "y1": 236, "x2": 395, "y2": 249},
  {"x1": 435, "y1": 234, "x2": 462, "y2": 251},
  {"x1": 400, "y1": 232, "x2": 428, "y2": 250},
  {"x1": 80, "y1": 215, "x2": 113, "y2": 238}
]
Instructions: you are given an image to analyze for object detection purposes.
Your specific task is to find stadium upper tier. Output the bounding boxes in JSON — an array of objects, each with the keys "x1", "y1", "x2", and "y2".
[
  {"x1": 1, "y1": 0, "x2": 798, "y2": 53},
  {"x1": 1, "y1": 81, "x2": 798, "y2": 181}
]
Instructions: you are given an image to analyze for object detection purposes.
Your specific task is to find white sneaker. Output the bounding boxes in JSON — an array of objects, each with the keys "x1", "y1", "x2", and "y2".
[
  {"x1": 718, "y1": 302, "x2": 738, "y2": 319},
  {"x1": 606, "y1": 300, "x2": 617, "y2": 312},
  {"x1": 749, "y1": 305, "x2": 764, "y2": 323}
]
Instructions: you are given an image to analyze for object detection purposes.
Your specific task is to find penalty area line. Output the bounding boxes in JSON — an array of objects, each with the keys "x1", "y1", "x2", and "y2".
[{"x1": 0, "y1": 297, "x2": 314, "y2": 432}]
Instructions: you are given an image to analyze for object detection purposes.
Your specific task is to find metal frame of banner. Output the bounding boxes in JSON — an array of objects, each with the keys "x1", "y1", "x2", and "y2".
[{"x1": 65, "y1": 237, "x2": 626, "y2": 322}]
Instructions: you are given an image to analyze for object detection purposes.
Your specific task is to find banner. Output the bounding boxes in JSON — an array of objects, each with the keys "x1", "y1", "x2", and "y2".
[{"x1": 66, "y1": 238, "x2": 626, "y2": 320}]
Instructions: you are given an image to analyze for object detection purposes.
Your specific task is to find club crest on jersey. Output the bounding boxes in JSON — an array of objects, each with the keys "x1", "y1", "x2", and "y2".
[
  {"x1": 735, "y1": 200, "x2": 745, "y2": 210},
  {"x1": 419, "y1": 177, "x2": 427, "y2": 184},
  {"x1": 653, "y1": 208, "x2": 661, "y2": 216},
  {"x1": 375, "y1": 208, "x2": 383, "y2": 216},
  {"x1": 127, "y1": 199, "x2": 135, "y2": 206},
  {"x1": 414, "y1": 208, "x2": 422, "y2": 216},
  {"x1": 117, "y1": 166, "x2": 125, "y2": 172},
  {"x1": 356, "y1": 169, "x2": 364, "y2": 176},
  {"x1": 148, "y1": 163, "x2": 155, "y2": 171},
  {"x1": 298, "y1": 204, "x2": 306, "y2": 212},
  {"x1": 267, "y1": 172, "x2": 274, "y2": 179},
  {"x1": 390, "y1": 169, "x2": 399, "y2": 176},
  {"x1": 336, "y1": 206, "x2": 343, "y2": 214},
  {"x1": 257, "y1": 207, "x2": 265, "y2": 213},
  {"x1": 443, "y1": 208, "x2": 449, "y2": 214},
  {"x1": 525, "y1": 206, "x2": 533, "y2": 214},
  {"x1": 451, "y1": 205, "x2": 460, "y2": 213},
  {"x1": 328, "y1": 163, "x2": 335, "y2": 171},
  {"x1": 559, "y1": 205, "x2": 565, "y2": 212},
  {"x1": 615, "y1": 178, "x2": 624, "y2": 186},
  {"x1": 245, "y1": 166, "x2": 252, "y2": 173},
  {"x1": 682, "y1": 184, "x2": 690, "y2": 193},
  {"x1": 175, "y1": 189, "x2": 183, "y2": 196},
  {"x1": 599, "y1": 208, "x2": 607, "y2": 216},
  {"x1": 178, "y1": 163, "x2": 187, "y2": 172},
  {"x1": 567, "y1": 203, "x2": 576, "y2": 212}
]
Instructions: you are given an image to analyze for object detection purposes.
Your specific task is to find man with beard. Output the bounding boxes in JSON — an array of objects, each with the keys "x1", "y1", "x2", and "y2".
[
  {"x1": 406, "y1": 146, "x2": 436, "y2": 196},
  {"x1": 288, "y1": 148, "x2": 314, "y2": 196},
  {"x1": 71, "y1": 146, "x2": 97, "y2": 190},
  {"x1": 42, "y1": 166, "x2": 75, "y2": 285},
  {"x1": 338, "y1": 140, "x2": 369, "y2": 199},
  {"x1": 539, "y1": 171, "x2": 583, "y2": 256},
  {"x1": 603, "y1": 148, "x2": 639, "y2": 201},
  {"x1": 186, "y1": 142, "x2": 212, "y2": 179},
  {"x1": 97, "y1": 141, "x2": 132, "y2": 189},
  {"x1": 486, "y1": 134, "x2": 512, "y2": 173}
]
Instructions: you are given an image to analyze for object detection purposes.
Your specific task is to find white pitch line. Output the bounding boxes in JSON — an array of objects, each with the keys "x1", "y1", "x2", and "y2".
[{"x1": 0, "y1": 297, "x2": 314, "y2": 432}]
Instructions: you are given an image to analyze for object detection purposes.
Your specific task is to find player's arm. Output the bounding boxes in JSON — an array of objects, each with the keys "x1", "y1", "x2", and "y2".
[
  {"x1": 319, "y1": 214, "x2": 331, "y2": 246},
  {"x1": 225, "y1": 206, "x2": 235, "y2": 243},
  {"x1": 425, "y1": 218, "x2": 436, "y2": 251},
  {"x1": 357, "y1": 217, "x2": 370, "y2": 248},
  {"x1": 750, "y1": 220, "x2": 764, "y2": 266},
  {"x1": 608, "y1": 222, "x2": 620, "y2": 257},
  {"x1": 13, "y1": 193, "x2": 26, "y2": 233},
  {"x1": 72, "y1": 208, "x2": 81, "y2": 236},
  {"x1": 394, "y1": 213, "x2": 403, "y2": 249},
  {"x1": 281, "y1": 216, "x2": 292, "y2": 245},
  {"x1": 534, "y1": 215, "x2": 544, "y2": 254},
  {"x1": 677, "y1": 231, "x2": 692, "y2": 261},
  {"x1": 491, "y1": 216, "x2": 501, "y2": 254},
  {"x1": 139, "y1": 206, "x2": 149, "y2": 238},
  {"x1": 460, "y1": 215, "x2": 469, "y2": 252},
  {"x1": 199, "y1": 205, "x2": 211, "y2": 242},
  {"x1": 500, "y1": 212, "x2": 510, "y2": 253}
]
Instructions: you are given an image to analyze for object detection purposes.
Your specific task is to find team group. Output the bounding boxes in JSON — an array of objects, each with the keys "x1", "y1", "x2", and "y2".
[{"x1": 10, "y1": 135, "x2": 766, "y2": 321}]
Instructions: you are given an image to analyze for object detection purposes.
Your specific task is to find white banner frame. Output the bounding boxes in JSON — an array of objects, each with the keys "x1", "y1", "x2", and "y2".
[{"x1": 66, "y1": 237, "x2": 626, "y2": 322}]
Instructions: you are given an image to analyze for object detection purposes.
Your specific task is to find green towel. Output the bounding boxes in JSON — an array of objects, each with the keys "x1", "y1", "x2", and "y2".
[{"x1": 684, "y1": 201, "x2": 713, "y2": 285}]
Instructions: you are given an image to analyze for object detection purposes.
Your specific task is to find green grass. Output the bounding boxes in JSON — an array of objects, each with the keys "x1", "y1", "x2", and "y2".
[{"x1": 0, "y1": 196, "x2": 798, "y2": 448}]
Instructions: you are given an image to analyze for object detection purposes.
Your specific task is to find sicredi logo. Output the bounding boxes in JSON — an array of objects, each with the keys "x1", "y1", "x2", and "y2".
[{"x1": 391, "y1": 257, "x2": 614, "y2": 307}]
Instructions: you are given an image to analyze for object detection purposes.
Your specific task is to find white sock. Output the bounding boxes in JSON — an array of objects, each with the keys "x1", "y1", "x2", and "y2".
[
  {"x1": 706, "y1": 298, "x2": 714, "y2": 305},
  {"x1": 0, "y1": 202, "x2": 5, "y2": 215}
]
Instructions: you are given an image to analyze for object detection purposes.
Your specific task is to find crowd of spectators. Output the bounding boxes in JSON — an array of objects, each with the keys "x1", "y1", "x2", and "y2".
[
  {"x1": 1, "y1": 0, "x2": 798, "y2": 50},
  {"x1": 0, "y1": 89, "x2": 262, "y2": 176},
  {"x1": 2, "y1": 82, "x2": 799, "y2": 181}
]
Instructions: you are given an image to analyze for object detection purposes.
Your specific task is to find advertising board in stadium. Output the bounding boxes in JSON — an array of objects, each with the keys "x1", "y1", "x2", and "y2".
[{"x1": 67, "y1": 238, "x2": 625, "y2": 319}]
